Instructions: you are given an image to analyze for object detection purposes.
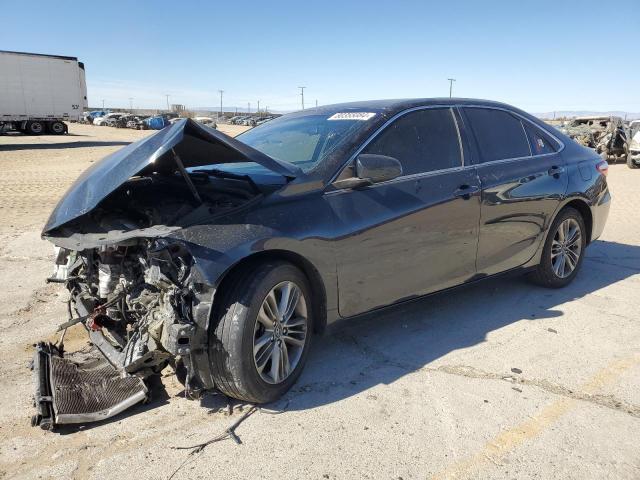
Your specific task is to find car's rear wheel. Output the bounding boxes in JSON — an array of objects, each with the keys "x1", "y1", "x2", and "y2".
[
  {"x1": 208, "y1": 261, "x2": 313, "y2": 403},
  {"x1": 530, "y1": 207, "x2": 586, "y2": 288},
  {"x1": 627, "y1": 155, "x2": 638, "y2": 169}
]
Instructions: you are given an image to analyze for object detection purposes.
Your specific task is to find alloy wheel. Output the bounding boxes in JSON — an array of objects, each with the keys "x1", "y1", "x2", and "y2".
[
  {"x1": 551, "y1": 218, "x2": 582, "y2": 278},
  {"x1": 253, "y1": 281, "x2": 308, "y2": 384}
]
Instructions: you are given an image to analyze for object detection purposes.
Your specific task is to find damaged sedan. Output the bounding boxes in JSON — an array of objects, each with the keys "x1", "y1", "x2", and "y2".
[{"x1": 33, "y1": 99, "x2": 610, "y2": 429}]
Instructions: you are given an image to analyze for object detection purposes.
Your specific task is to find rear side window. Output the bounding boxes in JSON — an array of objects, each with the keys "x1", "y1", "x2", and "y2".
[
  {"x1": 464, "y1": 108, "x2": 531, "y2": 162},
  {"x1": 363, "y1": 108, "x2": 462, "y2": 175},
  {"x1": 523, "y1": 123, "x2": 557, "y2": 155}
]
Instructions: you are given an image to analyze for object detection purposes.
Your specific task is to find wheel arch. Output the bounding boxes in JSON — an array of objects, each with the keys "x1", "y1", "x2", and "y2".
[
  {"x1": 211, "y1": 249, "x2": 328, "y2": 334},
  {"x1": 561, "y1": 198, "x2": 593, "y2": 244}
]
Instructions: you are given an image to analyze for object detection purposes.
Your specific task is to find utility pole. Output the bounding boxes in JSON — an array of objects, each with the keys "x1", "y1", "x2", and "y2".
[
  {"x1": 315, "y1": 99, "x2": 318, "y2": 108},
  {"x1": 218, "y1": 90, "x2": 224, "y2": 119},
  {"x1": 248, "y1": 102, "x2": 250, "y2": 114},
  {"x1": 447, "y1": 78, "x2": 456, "y2": 98},
  {"x1": 257, "y1": 100, "x2": 260, "y2": 115},
  {"x1": 298, "y1": 86, "x2": 306, "y2": 110},
  {"x1": 102, "y1": 99, "x2": 105, "y2": 109},
  {"x1": 129, "y1": 97, "x2": 134, "y2": 112},
  {"x1": 165, "y1": 94, "x2": 170, "y2": 111}
]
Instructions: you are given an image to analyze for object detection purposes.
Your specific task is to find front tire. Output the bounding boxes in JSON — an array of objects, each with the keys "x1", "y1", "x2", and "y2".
[
  {"x1": 208, "y1": 261, "x2": 313, "y2": 403},
  {"x1": 530, "y1": 207, "x2": 586, "y2": 288}
]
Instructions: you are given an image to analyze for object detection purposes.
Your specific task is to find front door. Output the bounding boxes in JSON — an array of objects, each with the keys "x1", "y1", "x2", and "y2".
[{"x1": 325, "y1": 107, "x2": 481, "y2": 318}]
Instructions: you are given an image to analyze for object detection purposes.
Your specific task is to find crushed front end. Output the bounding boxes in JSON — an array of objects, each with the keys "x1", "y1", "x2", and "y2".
[
  {"x1": 32, "y1": 237, "x2": 210, "y2": 429},
  {"x1": 30, "y1": 118, "x2": 296, "y2": 429}
]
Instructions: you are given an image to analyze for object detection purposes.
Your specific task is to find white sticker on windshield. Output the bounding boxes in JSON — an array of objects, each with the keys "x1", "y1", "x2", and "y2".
[{"x1": 327, "y1": 112, "x2": 376, "y2": 121}]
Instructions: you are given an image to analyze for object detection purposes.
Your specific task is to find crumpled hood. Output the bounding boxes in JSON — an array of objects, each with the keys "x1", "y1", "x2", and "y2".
[{"x1": 43, "y1": 119, "x2": 300, "y2": 234}]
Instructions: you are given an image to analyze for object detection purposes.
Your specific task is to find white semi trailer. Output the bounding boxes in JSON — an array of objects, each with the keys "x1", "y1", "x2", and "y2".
[{"x1": 0, "y1": 50, "x2": 87, "y2": 135}]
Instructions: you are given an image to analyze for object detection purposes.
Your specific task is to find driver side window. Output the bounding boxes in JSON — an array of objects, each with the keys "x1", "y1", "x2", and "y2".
[{"x1": 362, "y1": 108, "x2": 463, "y2": 176}]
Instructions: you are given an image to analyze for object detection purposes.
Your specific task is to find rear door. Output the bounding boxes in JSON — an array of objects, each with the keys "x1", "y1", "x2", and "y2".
[
  {"x1": 326, "y1": 107, "x2": 481, "y2": 317},
  {"x1": 462, "y1": 107, "x2": 567, "y2": 275}
]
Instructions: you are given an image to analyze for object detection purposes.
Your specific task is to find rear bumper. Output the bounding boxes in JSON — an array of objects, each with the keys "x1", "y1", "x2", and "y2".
[{"x1": 591, "y1": 189, "x2": 611, "y2": 242}]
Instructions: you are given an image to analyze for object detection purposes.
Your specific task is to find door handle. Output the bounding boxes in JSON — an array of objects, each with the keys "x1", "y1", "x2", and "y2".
[
  {"x1": 548, "y1": 166, "x2": 565, "y2": 178},
  {"x1": 454, "y1": 184, "x2": 480, "y2": 199}
]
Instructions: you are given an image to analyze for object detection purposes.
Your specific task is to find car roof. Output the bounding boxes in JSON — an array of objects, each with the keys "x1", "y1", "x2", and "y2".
[{"x1": 291, "y1": 98, "x2": 528, "y2": 118}]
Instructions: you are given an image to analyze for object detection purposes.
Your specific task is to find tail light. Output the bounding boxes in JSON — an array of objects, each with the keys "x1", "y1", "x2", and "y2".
[{"x1": 596, "y1": 160, "x2": 609, "y2": 176}]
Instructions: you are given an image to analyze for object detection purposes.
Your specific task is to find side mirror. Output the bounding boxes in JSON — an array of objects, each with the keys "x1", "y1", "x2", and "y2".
[
  {"x1": 332, "y1": 154, "x2": 403, "y2": 190},
  {"x1": 356, "y1": 154, "x2": 403, "y2": 183}
]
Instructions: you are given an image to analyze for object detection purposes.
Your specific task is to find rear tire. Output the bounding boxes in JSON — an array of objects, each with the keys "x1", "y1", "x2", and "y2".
[
  {"x1": 48, "y1": 121, "x2": 66, "y2": 135},
  {"x1": 208, "y1": 261, "x2": 313, "y2": 403},
  {"x1": 627, "y1": 155, "x2": 638, "y2": 169},
  {"x1": 26, "y1": 121, "x2": 45, "y2": 135},
  {"x1": 530, "y1": 207, "x2": 586, "y2": 288}
]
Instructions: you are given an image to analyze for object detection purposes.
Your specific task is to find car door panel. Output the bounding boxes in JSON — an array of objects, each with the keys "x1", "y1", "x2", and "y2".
[
  {"x1": 475, "y1": 155, "x2": 567, "y2": 274},
  {"x1": 326, "y1": 168, "x2": 480, "y2": 317},
  {"x1": 462, "y1": 107, "x2": 569, "y2": 275}
]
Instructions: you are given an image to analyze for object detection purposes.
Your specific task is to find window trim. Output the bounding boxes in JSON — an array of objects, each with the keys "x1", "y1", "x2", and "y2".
[
  {"x1": 461, "y1": 105, "x2": 565, "y2": 166},
  {"x1": 327, "y1": 105, "x2": 466, "y2": 190},
  {"x1": 326, "y1": 103, "x2": 566, "y2": 192}
]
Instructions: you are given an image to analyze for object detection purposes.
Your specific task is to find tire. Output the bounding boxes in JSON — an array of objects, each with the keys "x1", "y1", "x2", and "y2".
[
  {"x1": 208, "y1": 261, "x2": 313, "y2": 403},
  {"x1": 48, "y1": 121, "x2": 66, "y2": 135},
  {"x1": 530, "y1": 207, "x2": 586, "y2": 288},
  {"x1": 26, "y1": 121, "x2": 45, "y2": 135},
  {"x1": 628, "y1": 155, "x2": 639, "y2": 169}
]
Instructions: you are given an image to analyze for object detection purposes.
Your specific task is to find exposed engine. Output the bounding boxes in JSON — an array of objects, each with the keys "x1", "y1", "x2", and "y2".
[{"x1": 54, "y1": 238, "x2": 195, "y2": 378}]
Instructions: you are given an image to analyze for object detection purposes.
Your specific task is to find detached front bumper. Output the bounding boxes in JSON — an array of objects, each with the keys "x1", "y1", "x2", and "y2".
[{"x1": 31, "y1": 342, "x2": 148, "y2": 430}]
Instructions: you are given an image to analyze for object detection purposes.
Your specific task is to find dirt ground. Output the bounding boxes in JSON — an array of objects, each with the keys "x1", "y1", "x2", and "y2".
[{"x1": 0, "y1": 123, "x2": 638, "y2": 480}]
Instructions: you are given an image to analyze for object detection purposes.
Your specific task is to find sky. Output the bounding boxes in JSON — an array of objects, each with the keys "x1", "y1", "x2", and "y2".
[{"x1": 1, "y1": 0, "x2": 639, "y2": 113}]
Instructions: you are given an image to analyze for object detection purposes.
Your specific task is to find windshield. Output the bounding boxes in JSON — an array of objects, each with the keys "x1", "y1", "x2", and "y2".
[{"x1": 236, "y1": 113, "x2": 374, "y2": 172}]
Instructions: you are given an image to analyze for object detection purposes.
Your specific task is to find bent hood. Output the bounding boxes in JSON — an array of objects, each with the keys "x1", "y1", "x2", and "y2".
[{"x1": 43, "y1": 119, "x2": 300, "y2": 234}]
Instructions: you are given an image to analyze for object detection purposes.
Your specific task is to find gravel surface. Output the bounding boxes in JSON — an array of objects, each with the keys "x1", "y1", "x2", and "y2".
[{"x1": 0, "y1": 124, "x2": 638, "y2": 479}]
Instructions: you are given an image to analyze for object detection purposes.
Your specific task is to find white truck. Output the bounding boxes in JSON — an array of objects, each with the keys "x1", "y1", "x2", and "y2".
[{"x1": 0, "y1": 50, "x2": 87, "y2": 135}]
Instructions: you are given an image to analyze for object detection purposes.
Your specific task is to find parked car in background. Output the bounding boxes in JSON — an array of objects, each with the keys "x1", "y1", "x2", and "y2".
[
  {"x1": 142, "y1": 115, "x2": 171, "y2": 130},
  {"x1": 560, "y1": 116, "x2": 629, "y2": 162},
  {"x1": 34, "y1": 99, "x2": 610, "y2": 429},
  {"x1": 193, "y1": 116, "x2": 217, "y2": 128},
  {"x1": 231, "y1": 116, "x2": 250, "y2": 125},
  {"x1": 628, "y1": 120, "x2": 640, "y2": 168},
  {"x1": 94, "y1": 112, "x2": 122, "y2": 126}
]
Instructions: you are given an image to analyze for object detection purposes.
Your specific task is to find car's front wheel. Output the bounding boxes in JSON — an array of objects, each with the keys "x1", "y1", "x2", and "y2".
[
  {"x1": 208, "y1": 261, "x2": 313, "y2": 403},
  {"x1": 530, "y1": 207, "x2": 586, "y2": 288}
]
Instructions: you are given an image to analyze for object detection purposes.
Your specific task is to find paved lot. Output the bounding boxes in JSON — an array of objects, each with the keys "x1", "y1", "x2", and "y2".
[{"x1": 0, "y1": 124, "x2": 638, "y2": 479}]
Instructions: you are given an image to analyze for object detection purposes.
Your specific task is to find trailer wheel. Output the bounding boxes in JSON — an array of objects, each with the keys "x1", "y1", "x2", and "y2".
[
  {"x1": 26, "y1": 121, "x2": 45, "y2": 135},
  {"x1": 48, "y1": 121, "x2": 66, "y2": 135}
]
